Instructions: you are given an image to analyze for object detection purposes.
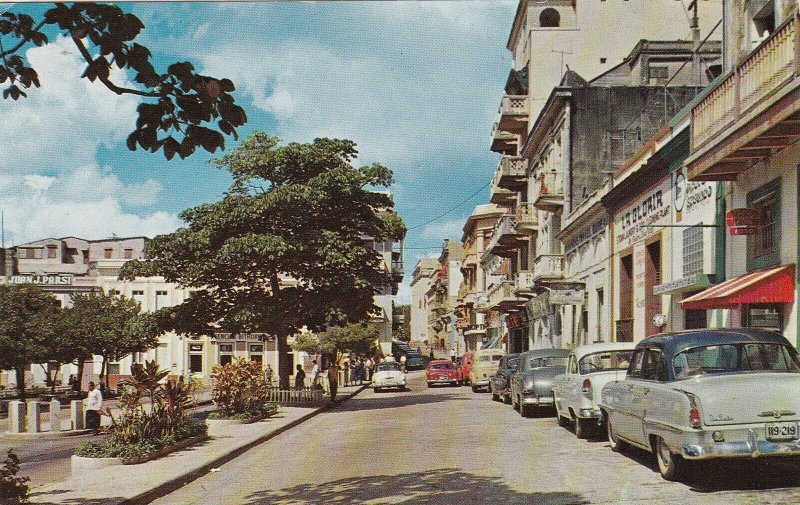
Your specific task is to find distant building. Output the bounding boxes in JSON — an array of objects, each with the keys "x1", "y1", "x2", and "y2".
[{"x1": 411, "y1": 258, "x2": 438, "y2": 345}]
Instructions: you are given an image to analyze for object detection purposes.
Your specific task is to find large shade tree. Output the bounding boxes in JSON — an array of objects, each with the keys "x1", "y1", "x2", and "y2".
[
  {"x1": 0, "y1": 284, "x2": 60, "y2": 400},
  {"x1": 0, "y1": 3, "x2": 246, "y2": 160},
  {"x1": 122, "y1": 133, "x2": 406, "y2": 387},
  {"x1": 292, "y1": 323, "x2": 380, "y2": 363}
]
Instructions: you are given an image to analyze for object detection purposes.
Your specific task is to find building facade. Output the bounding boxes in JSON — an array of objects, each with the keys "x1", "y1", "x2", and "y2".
[{"x1": 410, "y1": 258, "x2": 438, "y2": 346}]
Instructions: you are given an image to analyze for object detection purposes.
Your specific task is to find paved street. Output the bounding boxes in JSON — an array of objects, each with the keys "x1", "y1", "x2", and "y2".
[{"x1": 151, "y1": 371, "x2": 800, "y2": 505}]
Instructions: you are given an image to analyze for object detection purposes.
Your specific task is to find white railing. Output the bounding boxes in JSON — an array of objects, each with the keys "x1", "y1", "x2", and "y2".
[
  {"x1": 487, "y1": 280, "x2": 516, "y2": 308},
  {"x1": 532, "y1": 254, "x2": 563, "y2": 281},
  {"x1": 499, "y1": 156, "x2": 527, "y2": 178},
  {"x1": 536, "y1": 172, "x2": 564, "y2": 198},
  {"x1": 692, "y1": 16, "x2": 797, "y2": 149},
  {"x1": 515, "y1": 271, "x2": 536, "y2": 292},
  {"x1": 500, "y1": 95, "x2": 528, "y2": 116},
  {"x1": 485, "y1": 214, "x2": 517, "y2": 254},
  {"x1": 515, "y1": 203, "x2": 539, "y2": 230}
]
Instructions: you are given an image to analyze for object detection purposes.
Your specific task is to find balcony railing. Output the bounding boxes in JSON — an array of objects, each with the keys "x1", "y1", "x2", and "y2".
[
  {"x1": 391, "y1": 260, "x2": 404, "y2": 277},
  {"x1": 692, "y1": 15, "x2": 797, "y2": 150},
  {"x1": 532, "y1": 254, "x2": 564, "y2": 282},
  {"x1": 533, "y1": 172, "x2": 564, "y2": 211},
  {"x1": 514, "y1": 271, "x2": 535, "y2": 295},
  {"x1": 615, "y1": 319, "x2": 634, "y2": 343},
  {"x1": 485, "y1": 280, "x2": 518, "y2": 310},
  {"x1": 515, "y1": 203, "x2": 538, "y2": 232},
  {"x1": 496, "y1": 156, "x2": 527, "y2": 191},
  {"x1": 491, "y1": 122, "x2": 519, "y2": 155},
  {"x1": 485, "y1": 214, "x2": 518, "y2": 257},
  {"x1": 500, "y1": 95, "x2": 528, "y2": 116}
]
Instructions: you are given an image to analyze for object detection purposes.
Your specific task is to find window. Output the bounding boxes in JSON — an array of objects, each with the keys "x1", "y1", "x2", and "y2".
[
  {"x1": 104, "y1": 248, "x2": 113, "y2": 259},
  {"x1": 132, "y1": 290, "x2": 144, "y2": 296},
  {"x1": 628, "y1": 350, "x2": 646, "y2": 378},
  {"x1": 600, "y1": 58, "x2": 607, "y2": 64},
  {"x1": 22, "y1": 248, "x2": 42, "y2": 259},
  {"x1": 124, "y1": 249, "x2": 133, "y2": 259},
  {"x1": 108, "y1": 289, "x2": 121, "y2": 296},
  {"x1": 579, "y1": 350, "x2": 634, "y2": 374},
  {"x1": 249, "y1": 344, "x2": 264, "y2": 365},
  {"x1": 745, "y1": 304, "x2": 783, "y2": 331},
  {"x1": 189, "y1": 343, "x2": 203, "y2": 373},
  {"x1": 156, "y1": 290, "x2": 167, "y2": 296},
  {"x1": 219, "y1": 343, "x2": 233, "y2": 367},
  {"x1": 673, "y1": 343, "x2": 800, "y2": 379},
  {"x1": 747, "y1": 178, "x2": 780, "y2": 270},
  {"x1": 683, "y1": 225, "x2": 703, "y2": 278},
  {"x1": 47, "y1": 246, "x2": 57, "y2": 259},
  {"x1": 648, "y1": 66, "x2": 669, "y2": 80},
  {"x1": 539, "y1": 8, "x2": 560, "y2": 28},
  {"x1": 107, "y1": 363, "x2": 121, "y2": 375},
  {"x1": 641, "y1": 349, "x2": 667, "y2": 381}
]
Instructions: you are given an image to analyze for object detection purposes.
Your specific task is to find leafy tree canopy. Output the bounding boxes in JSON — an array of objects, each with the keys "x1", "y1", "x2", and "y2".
[
  {"x1": 292, "y1": 324, "x2": 380, "y2": 361},
  {"x1": 0, "y1": 3, "x2": 247, "y2": 159},
  {"x1": 121, "y1": 132, "x2": 406, "y2": 381}
]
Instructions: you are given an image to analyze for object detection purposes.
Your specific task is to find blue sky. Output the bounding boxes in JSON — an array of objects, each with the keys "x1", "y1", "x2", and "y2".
[{"x1": 0, "y1": 1, "x2": 516, "y2": 302}]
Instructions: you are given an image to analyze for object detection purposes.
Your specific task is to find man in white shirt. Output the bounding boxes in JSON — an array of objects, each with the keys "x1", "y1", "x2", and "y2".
[
  {"x1": 310, "y1": 360, "x2": 320, "y2": 388},
  {"x1": 85, "y1": 381, "x2": 103, "y2": 435},
  {"x1": 399, "y1": 354, "x2": 407, "y2": 372}
]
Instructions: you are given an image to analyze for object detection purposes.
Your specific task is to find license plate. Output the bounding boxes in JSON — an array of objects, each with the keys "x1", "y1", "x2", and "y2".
[{"x1": 766, "y1": 422, "x2": 798, "y2": 441}]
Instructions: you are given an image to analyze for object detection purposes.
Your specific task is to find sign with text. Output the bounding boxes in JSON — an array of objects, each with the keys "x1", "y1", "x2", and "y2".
[
  {"x1": 213, "y1": 332, "x2": 275, "y2": 342},
  {"x1": 615, "y1": 178, "x2": 671, "y2": 250},
  {"x1": 550, "y1": 289, "x2": 585, "y2": 305},
  {"x1": 6, "y1": 274, "x2": 73, "y2": 285},
  {"x1": 526, "y1": 293, "x2": 550, "y2": 319},
  {"x1": 726, "y1": 208, "x2": 760, "y2": 236}
]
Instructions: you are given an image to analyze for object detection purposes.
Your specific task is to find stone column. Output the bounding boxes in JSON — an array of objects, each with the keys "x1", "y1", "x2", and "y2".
[
  {"x1": 8, "y1": 401, "x2": 25, "y2": 433},
  {"x1": 71, "y1": 400, "x2": 84, "y2": 430},
  {"x1": 26, "y1": 400, "x2": 40, "y2": 433},
  {"x1": 49, "y1": 399, "x2": 61, "y2": 433}
]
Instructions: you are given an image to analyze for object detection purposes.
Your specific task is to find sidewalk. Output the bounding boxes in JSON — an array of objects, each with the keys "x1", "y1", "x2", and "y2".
[{"x1": 25, "y1": 384, "x2": 365, "y2": 505}]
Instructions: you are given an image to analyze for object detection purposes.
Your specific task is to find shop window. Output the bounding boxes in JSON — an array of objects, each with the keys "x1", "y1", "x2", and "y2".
[
  {"x1": 682, "y1": 225, "x2": 704, "y2": 278},
  {"x1": 249, "y1": 344, "x2": 264, "y2": 365},
  {"x1": 189, "y1": 343, "x2": 203, "y2": 373},
  {"x1": 744, "y1": 304, "x2": 783, "y2": 332},
  {"x1": 539, "y1": 8, "x2": 560, "y2": 28},
  {"x1": 219, "y1": 343, "x2": 233, "y2": 367},
  {"x1": 684, "y1": 308, "x2": 707, "y2": 330},
  {"x1": 747, "y1": 178, "x2": 780, "y2": 271}
]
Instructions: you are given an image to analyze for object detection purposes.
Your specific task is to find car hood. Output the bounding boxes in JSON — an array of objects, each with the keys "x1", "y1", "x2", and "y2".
[
  {"x1": 374, "y1": 371, "x2": 404, "y2": 380},
  {"x1": 675, "y1": 373, "x2": 800, "y2": 426}
]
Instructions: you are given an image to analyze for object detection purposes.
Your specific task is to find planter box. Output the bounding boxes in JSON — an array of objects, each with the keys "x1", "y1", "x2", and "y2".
[
  {"x1": 71, "y1": 434, "x2": 209, "y2": 480},
  {"x1": 205, "y1": 408, "x2": 278, "y2": 437}
]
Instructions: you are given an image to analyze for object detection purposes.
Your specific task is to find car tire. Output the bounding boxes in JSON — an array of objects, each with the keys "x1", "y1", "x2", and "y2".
[
  {"x1": 519, "y1": 403, "x2": 531, "y2": 417},
  {"x1": 426, "y1": 382, "x2": 432, "y2": 388},
  {"x1": 503, "y1": 394, "x2": 512, "y2": 405},
  {"x1": 606, "y1": 414, "x2": 625, "y2": 453},
  {"x1": 655, "y1": 436, "x2": 686, "y2": 482},
  {"x1": 374, "y1": 387, "x2": 381, "y2": 393},
  {"x1": 491, "y1": 390, "x2": 500, "y2": 402},
  {"x1": 575, "y1": 418, "x2": 591, "y2": 439},
  {"x1": 471, "y1": 385, "x2": 478, "y2": 393},
  {"x1": 557, "y1": 413, "x2": 570, "y2": 427}
]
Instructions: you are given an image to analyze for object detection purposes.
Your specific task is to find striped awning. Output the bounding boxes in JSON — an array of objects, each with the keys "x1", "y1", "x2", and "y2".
[{"x1": 680, "y1": 265, "x2": 795, "y2": 310}]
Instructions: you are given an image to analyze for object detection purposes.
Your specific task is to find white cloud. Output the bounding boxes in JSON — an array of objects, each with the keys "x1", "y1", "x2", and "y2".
[{"x1": 420, "y1": 218, "x2": 465, "y2": 241}]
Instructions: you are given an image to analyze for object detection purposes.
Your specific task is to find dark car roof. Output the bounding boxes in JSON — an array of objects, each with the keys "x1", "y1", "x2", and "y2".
[
  {"x1": 520, "y1": 348, "x2": 571, "y2": 359},
  {"x1": 636, "y1": 328, "x2": 791, "y2": 358}
]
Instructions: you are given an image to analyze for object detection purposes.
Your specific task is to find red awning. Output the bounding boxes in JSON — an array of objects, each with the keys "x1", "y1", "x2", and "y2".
[{"x1": 680, "y1": 265, "x2": 795, "y2": 310}]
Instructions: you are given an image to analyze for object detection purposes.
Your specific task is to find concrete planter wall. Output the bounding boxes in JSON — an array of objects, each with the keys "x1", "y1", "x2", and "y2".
[
  {"x1": 205, "y1": 409, "x2": 278, "y2": 437},
  {"x1": 71, "y1": 434, "x2": 209, "y2": 480}
]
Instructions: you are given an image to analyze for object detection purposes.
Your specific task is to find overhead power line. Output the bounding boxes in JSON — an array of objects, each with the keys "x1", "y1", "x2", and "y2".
[{"x1": 406, "y1": 181, "x2": 490, "y2": 231}]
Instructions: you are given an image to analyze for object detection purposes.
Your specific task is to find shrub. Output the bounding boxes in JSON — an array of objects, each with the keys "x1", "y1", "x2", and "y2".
[
  {"x1": 0, "y1": 449, "x2": 29, "y2": 504},
  {"x1": 211, "y1": 358, "x2": 274, "y2": 419}
]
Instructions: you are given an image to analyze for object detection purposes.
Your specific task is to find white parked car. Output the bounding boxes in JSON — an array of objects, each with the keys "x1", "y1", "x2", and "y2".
[
  {"x1": 552, "y1": 343, "x2": 635, "y2": 438},
  {"x1": 600, "y1": 329, "x2": 800, "y2": 481},
  {"x1": 372, "y1": 361, "x2": 407, "y2": 392}
]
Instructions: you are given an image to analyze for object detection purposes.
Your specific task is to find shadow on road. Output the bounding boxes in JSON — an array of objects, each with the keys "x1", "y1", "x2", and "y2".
[
  {"x1": 328, "y1": 393, "x2": 468, "y2": 413},
  {"x1": 243, "y1": 468, "x2": 588, "y2": 505}
]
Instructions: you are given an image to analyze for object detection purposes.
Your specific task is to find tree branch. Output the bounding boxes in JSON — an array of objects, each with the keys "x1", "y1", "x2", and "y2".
[
  {"x1": 0, "y1": 19, "x2": 47, "y2": 58},
  {"x1": 70, "y1": 35, "x2": 159, "y2": 97}
]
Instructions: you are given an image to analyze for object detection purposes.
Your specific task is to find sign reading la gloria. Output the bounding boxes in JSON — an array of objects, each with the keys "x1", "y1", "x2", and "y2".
[
  {"x1": 6, "y1": 274, "x2": 73, "y2": 285},
  {"x1": 616, "y1": 180, "x2": 671, "y2": 249}
]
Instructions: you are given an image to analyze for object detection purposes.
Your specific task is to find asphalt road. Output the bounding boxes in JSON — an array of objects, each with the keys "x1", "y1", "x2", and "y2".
[{"x1": 151, "y1": 371, "x2": 800, "y2": 505}]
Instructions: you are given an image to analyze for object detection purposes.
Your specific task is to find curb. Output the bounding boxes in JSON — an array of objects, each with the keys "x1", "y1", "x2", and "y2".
[{"x1": 123, "y1": 384, "x2": 367, "y2": 505}]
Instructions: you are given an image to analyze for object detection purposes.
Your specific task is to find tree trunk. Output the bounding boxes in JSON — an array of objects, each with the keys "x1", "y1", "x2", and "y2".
[
  {"x1": 15, "y1": 367, "x2": 25, "y2": 401},
  {"x1": 277, "y1": 330, "x2": 291, "y2": 389},
  {"x1": 75, "y1": 360, "x2": 85, "y2": 392}
]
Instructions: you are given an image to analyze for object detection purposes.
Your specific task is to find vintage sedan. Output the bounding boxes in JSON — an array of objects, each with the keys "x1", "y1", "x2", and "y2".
[
  {"x1": 489, "y1": 353, "x2": 521, "y2": 404},
  {"x1": 426, "y1": 359, "x2": 460, "y2": 387},
  {"x1": 372, "y1": 361, "x2": 407, "y2": 392},
  {"x1": 468, "y1": 349, "x2": 505, "y2": 392},
  {"x1": 551, "y1": 343, "x2": 635, "y2": 438},
  {"x1": 510, "y1": 348, "x2": 570, "y2": 417},
  {"x1": 600, "y1": 329, "x2": 800, "y2": 481}
]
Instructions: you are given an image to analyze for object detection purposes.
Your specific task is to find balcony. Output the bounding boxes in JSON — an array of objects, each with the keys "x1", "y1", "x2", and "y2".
[
  {"x1": 514, "y1": 203, "x2": 538, "y2": 233},
  {"x1": 497, "y1": 95, "x2": 529, "y2": 135},
  {"x1": 689, "y1": 14, "x2": 800, "y2": 181},
  {"x1": 491, "y1": 122, "x2": 519, "y2": 155},
  {"x1": 484, "y1": 214, "x2": 527, "y2": 258},
  {"x1": 514, "y1": 271, "x2": 536, "y2": 297},
  {"x1": 496, "y1": 156, "x2": 527, "y2": 191},
  {"x1": 480, "y1": 280, "x2": 525, "y2": 312},
  {"x1": 490, "y1": 169, "x2": 517, "y2": 205},
  {"x1": 391, "y1": 260, "x2": 404, "y2": 281},
  {"x1": 532, "y1": 254, "x2": 564, "y2": 283},
  {"x1": 533, "y1": 172, "x2": 564, "y2": 212}
]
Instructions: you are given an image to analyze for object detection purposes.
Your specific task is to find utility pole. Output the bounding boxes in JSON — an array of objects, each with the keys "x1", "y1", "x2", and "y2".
[{"x1": 688, "y1": 0, "x2": 702, "y2": 87}]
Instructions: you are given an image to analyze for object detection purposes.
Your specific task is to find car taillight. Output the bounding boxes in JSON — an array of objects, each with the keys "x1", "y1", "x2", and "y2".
[
  {"x1": 581, "y1": 378, "x2": 592, "y2": 396},
  {"x1": 689, "y1": 407, "x2": 701, "y2": 429}
]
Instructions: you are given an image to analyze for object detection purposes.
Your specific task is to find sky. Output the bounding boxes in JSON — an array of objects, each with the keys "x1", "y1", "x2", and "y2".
[{"x1": 0, "y1": 1, "x2": 516, "y2": 303}]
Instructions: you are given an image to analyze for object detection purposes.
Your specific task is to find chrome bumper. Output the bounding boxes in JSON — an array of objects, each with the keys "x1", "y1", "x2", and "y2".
[
  {"x1": 521, "y1": 393, "x2": 554, "y2": 406},
  {"x1": 681, "y1": 429, "x2": 800, "y2": 459},
  {"x1": 374, "y1": 380, "x2": 405, "y2": 387},
  {"x1": 576, "y1": 407, "x2": 603, "y2": 420}
]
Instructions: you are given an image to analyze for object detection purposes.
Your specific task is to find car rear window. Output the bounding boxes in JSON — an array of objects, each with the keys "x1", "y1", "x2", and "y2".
[
  {"x1": 377, "y1": 363, "x2": 401, "y2": 372},
  {"x1": 579, "y1": 350, "x2": 634, "y2": 374},
  {"x1": 477, "y1": 354, "x2": 504, "y2": 363},
  {"x1": 430, "y1": 362, "x2": 454, "y2": 370},
  {"x1": 531, "y1": 357, "x2": 567, "y2": 368},
  {"x1": 673, "y1": 343, "x2": 800, "y2": 379}
]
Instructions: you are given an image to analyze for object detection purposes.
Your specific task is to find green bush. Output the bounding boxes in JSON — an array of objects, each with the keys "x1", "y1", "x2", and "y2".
[
  {"x1": 210, "y1": 359, "x2": 274, "y2": 419},
  {"x1": 207, "y1": 403, "x2": 277, "y2": 420},
  {"x1": 74, "y1": 419, "x2": 206, "y2": 459},
  {"x1": 0, "y1": 449, "x2": 30, "y2": 504}
]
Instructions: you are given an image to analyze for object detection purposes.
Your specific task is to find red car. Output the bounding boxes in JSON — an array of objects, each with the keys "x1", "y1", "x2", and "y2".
[
  {"x1": 458, "y1": 351, "x2": 474, "y2": 386},
  {"x1": 426, "y1": 360, "x2": 460, "y2": 387}
]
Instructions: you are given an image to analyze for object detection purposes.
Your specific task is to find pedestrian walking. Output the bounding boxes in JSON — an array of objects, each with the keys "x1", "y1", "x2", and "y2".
[
  {"x1": 265, "y1": 364, "x2": 274, "y2": 386},
  {"x1": 327, "y1": 363, "x2": 339, "y2": 401},
  {"x1": 399, "y1": 354, "x2": 407, "y2": 372},
  {"x1": 351, "y1": 360, "x2": 359, "y2": 385},
  {"x1": 85, "y1": 381, "x2": 103, "y2": 435},
  {"x1": 310, "y1": 360, "x2": 321, "y2": 388},
  {"x1": 450, "y1": 348, "x2": 456, "y2": 362},
  {"x1": 429, "y1": 349, "x2": 434, "y2": 360},
  {"x1": 365, "y1": 357, "x2": 373, "y2": 382},
  {"x1": 294, "y1": 364, "x2": 306, "y2": 390},
  {"x1": 343, "y1": 360, "x2": 350, "y2": 386}
]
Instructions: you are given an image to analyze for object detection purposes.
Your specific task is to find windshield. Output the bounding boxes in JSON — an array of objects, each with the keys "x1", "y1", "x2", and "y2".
[
  {"x1": 579, "y1": 350, "x2": 634, "y2": 374},
  {"x1": 377, "y1": 363, "x2": 401, "y2": 372},
  {"x1": 430, "y1": 362, "x2": 454, "y2": 370},
  {"x1": 673, "y1": 343, "x2": 800, "y2": 379},
  {"x1": 477, "y1": 354, "x2": 503, "y2": 363},
  {"x1": 507, "y1": 358, "x2": 520, "y2": 369},
  {"x1": 531, "y1": 357, "x2": 567, "y2": 368}
]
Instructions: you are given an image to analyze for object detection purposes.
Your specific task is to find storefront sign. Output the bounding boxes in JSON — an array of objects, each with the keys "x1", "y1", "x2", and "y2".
[
  {"x1": 674, "y1": 167, "x2": 714, "y2": 222},
  {"x1": 615, "y1": 179, "x2": 671, "y2": 249},
  {"x1": 653, "y1": 273, "x2": 714, "y2": 295},
  {"x1": 726, "y1": 208, "x2": 760, "y2": 236},
  {"x1": 564, "y1": 217, "x2": 608, "y2": 254},
  {"x1": 214, "y1": 332, "x2": 274, "y2": 341},
  {"x1": 526, "y1": 293, "x2": 550, "y2": 319},
  {"x1": 550, "y1": 289, "x2": 585, "y2": 305},
  {"x1": 6, "y1": 274, "x2": 73, "y2": 285}
]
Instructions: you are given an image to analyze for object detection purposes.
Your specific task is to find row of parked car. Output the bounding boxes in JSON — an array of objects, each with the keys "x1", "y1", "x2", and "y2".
[
  {"x1": 423, "y1": 349, "x2": 506, "y2": 390},
  {"x1": 482, "y1": 328, "x2": 800, "y2": 482}
]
